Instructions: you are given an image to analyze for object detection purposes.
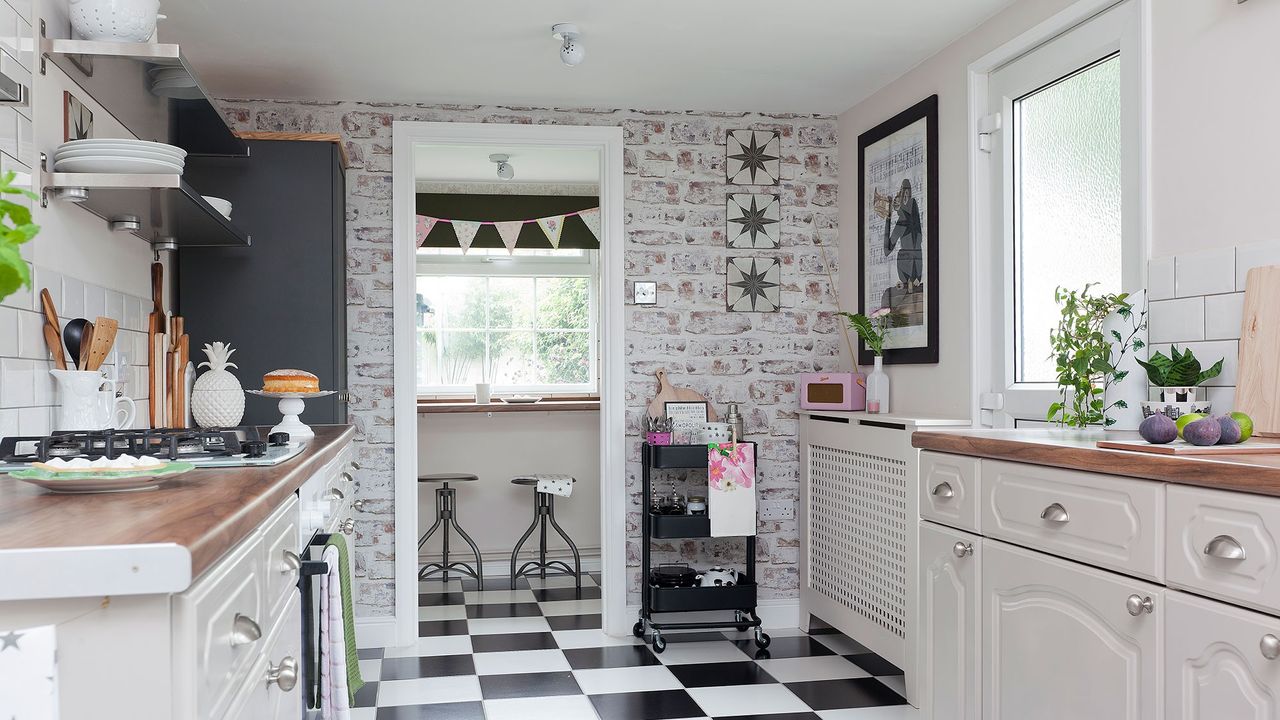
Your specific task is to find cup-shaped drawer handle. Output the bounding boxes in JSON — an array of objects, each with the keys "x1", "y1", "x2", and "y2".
[
  {"x1": 324, "y1": 488, "x2": 345, "y2": 501},
  {"x1": 267, "y1": 656, "x2": 299, "y2": 691},
  {"x1": 341, "y1": 472, "x2": 354, "y2": 484},
  {"x1": 952, "y1": 541, "x2": 973, "y2": 558},
  {"x1": 352, "y1": 499, "x2": 367, "y2": 512},
  {"x1": 1126, "y1": 594, "x2": 1154, "y2": 616},
  {"x1": 281, "y1": 549, "x2": 301, "y2": 574},
  {"x1": 341, "y1": 518, "x2": 355, "y2": 535},
  {"x1": 1262, "y1": 635, "x2": 1280, "y2": 660},
  {"x1": 1040, "y1": 503, "x2": 1070, "y2": 523},
  {"x1": 1204, "y1": 535, "x2": 1247, "y2": 561},
  {"x1": 230, "y1": 614, "x2": 262, "y2": 646},
  {"x1": 932, "y1": 482, "x2": 955, "y2": 499}
]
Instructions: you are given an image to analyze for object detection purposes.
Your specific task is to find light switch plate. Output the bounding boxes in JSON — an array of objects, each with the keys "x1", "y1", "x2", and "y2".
[
  {"x1": 632, "y1": 281, "x2": 657, "y2": 305},
  {"x1": 760, "y1": 500, "x2": 793, "y2": 521}
]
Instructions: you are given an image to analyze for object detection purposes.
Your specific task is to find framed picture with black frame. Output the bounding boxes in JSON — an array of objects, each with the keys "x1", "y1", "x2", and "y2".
[{"x1": 857, "y1": 94, "x2": 939, "y2": 365}]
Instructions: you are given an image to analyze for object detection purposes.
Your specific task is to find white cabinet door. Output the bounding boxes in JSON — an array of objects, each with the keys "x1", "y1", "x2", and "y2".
[
  {"x1": 983, "y1": 540, "x2": 1162, "y2": 720},
  {"x1": 920, "y1": 521, "x2": 981, "y2": 720},
  {"x1": 1166, "y1": 590, "x2": 1280, "y2": 719}
]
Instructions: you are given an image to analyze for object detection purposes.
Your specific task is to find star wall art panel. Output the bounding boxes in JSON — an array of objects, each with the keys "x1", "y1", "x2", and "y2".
[
  {"x1": 726, "y1": 256, "x2": 782, "y2": 312},
  {"x1": 726, "y1": 193, "x2": 781, "y2": 249},
  {"x1": 725, "y1": 130, "x2": 781, "y2": 185}
]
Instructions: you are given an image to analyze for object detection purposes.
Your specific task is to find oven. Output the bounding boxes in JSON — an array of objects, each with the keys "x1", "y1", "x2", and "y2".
[{"x1": 298, "y1": 530, "x2": 334, "y2": 715}]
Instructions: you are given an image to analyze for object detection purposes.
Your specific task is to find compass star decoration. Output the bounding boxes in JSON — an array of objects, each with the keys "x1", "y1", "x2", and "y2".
[
  {"x1": 0, "y1": 630, "x2": 23, "y2": 652},
  {"x1": 727, "y1": 130, "x2": 780, "y2": 185},
  {"x1": 728, "y1": 194, "x2": 780, "y2": 248},
  {"x1": 728, "y1": 257, "x2": 781, "y2": 312}
]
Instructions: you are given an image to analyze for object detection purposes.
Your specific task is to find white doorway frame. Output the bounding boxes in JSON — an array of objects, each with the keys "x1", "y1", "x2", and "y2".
[
  {"x1": 967, "y1": 0, "x2": 1152, "y2": 426},
  {"x1": 391, "y1": 121, "x2": 627, "y2": 646}
]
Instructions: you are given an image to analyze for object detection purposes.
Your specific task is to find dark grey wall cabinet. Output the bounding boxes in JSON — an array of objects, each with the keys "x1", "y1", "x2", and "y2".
[{"x1": 178, "y1": 140, "x2": 347, "y2": 426}]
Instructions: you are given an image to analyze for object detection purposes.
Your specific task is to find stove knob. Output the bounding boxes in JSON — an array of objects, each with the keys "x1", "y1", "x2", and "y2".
[
  {"x1": 268, "y1": 432, "x2": 290, "y2": 446},
  {"x1": 242, "y1": 441, "x2": 267, "y2": 458}
]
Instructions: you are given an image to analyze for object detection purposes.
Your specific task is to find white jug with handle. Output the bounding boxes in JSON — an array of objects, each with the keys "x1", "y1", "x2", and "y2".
[{"x1": 51, "y1": 369, "x2": 136, "y2": 431}]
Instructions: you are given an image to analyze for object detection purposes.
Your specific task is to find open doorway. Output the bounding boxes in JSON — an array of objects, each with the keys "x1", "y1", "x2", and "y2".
[{"x1": 392, "y1": 122, "x2": 626, "y2": 647}]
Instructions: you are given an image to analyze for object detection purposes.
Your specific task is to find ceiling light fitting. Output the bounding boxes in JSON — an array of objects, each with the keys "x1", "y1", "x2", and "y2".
[
  {"x1": 489, "y1": 153, "x2": 514, "y2": 180},
  {"x1": 552, "y1": 23, "x2": 584, "y2": 67}
]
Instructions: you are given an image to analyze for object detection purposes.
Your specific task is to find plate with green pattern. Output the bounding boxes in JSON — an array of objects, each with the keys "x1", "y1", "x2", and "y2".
[{"x1": 7, "y1": 462, "x2": 196, "y2": 493}]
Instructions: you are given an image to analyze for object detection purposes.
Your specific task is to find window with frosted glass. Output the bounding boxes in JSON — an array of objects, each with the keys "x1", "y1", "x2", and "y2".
[{"x1": 1013, "y1": 54, "x2": 1122, "y2": 383}]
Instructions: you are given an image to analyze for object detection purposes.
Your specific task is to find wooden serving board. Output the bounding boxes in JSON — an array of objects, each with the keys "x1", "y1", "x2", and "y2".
[
  {"x1": 1237, "y1": 265, "x2": 1280, "y2": 437},
  {"x1": 1096, "y1": 439, "x2": 1280, "y2": 455},
  {"x1": 647, "y1": 369, "x2": 717, "y2": 420}
]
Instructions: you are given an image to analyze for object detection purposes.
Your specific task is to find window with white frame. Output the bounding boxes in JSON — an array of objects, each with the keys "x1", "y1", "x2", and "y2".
[{"x1": 415, "y1": 247, "x2": 598, "y2": 396}]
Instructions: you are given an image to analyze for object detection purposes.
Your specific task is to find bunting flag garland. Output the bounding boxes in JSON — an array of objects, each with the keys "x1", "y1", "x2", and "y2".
[
  {"x1": 577, "y1": 207, "x2": 601, "y2": 243},
  {"x1": 536, "y1": 215, "x2": 565, "y2": 249},
  {"x1": 414, "y1": 207, "x2": 599, "y2": 251},
  {"x1": 415, "y1": 216, "x2": 438, "y2": 245},
  {"x1": 494, "y1": 221, "x2": 524, "y2": 254},
  {"x1": 452, "y1": 220, "x2": 482, "y2": 253}
]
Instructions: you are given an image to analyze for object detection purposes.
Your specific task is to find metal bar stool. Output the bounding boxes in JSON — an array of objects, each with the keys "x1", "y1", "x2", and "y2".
[
  {"x1": 418, "y1": 473, "x2": 483, "y2": 589},
  {"x1": 509, "y1": 475, "x2": 581, "y2": 590}
]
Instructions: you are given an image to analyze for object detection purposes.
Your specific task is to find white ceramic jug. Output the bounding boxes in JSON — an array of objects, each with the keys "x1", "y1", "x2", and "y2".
[{"x1": 50, "y1": 369, "x2": 136, "y2": 431}]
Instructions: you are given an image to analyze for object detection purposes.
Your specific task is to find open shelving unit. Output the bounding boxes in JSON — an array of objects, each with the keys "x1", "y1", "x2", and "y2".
[
  {"x1": 37, "y1": 22, "x2": 252, "y2": 249},
  {"x1": 635, "y1": 442, "x2": 770, "y2": 654}
]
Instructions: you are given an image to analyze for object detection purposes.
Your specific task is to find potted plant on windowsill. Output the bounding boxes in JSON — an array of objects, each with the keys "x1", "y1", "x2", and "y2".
[
  {"x1": 840, "y1": 308, "x2": 892, "y2": 414},
  {"x1": 1136, "y1": 345, "x2": 1222, "y2": 419},
  {"x1": 1047, "y1": 284, "x2": 1147, "y2": 429}
]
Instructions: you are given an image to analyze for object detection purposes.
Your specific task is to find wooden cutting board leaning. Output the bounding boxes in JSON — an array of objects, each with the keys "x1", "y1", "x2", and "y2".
[{"x1": 1236, "y1": 265, "x2": 1280, "y2": 437}]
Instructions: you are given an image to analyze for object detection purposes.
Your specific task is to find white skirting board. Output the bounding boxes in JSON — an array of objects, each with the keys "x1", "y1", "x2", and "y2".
[
  {"x1": 355, "y1": 615, "x2": 398, "y2": 649},
  {"x1": 626, "y1": 598, "x2": 800, "y2": 630}
]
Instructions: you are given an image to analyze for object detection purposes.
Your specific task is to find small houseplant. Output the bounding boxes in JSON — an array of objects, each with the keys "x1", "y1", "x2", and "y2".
[
  {"x1": 1046, "y1": 284, "x2": 1147, "y2": 428},
  {"x1": 0, "y1": 171, "x2": 40, "y2": 303},
  {"x1": 840, "y1": 308, "x2": 892, "y2": 414},
  {"x1": 1136, "y1": 345, "x2": 1222, "y2": 403}
]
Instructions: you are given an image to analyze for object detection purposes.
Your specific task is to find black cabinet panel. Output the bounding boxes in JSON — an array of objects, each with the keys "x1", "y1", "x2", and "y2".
[{"x1": 178, "y1": 141, "x2": 347, "y2": 425}]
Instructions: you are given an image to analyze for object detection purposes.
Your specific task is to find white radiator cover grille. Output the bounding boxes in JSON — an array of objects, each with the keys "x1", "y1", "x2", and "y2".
[{"x1": 807, "y1": 444, "x2": 908, "y2": 639}]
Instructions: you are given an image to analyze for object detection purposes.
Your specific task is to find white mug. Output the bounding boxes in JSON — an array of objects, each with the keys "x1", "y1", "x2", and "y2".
[
  {"x1": 50, "y1": 369, "x2": 137, "y2": 431},
  {"x1": 475, "y1": 382, "x2": 491, "y2": 405}
]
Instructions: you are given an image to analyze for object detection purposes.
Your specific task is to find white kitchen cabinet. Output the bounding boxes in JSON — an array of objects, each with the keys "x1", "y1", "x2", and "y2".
[
  {"x1": 1165, "y1": 590, "x2": 1280, "y2": 719},
  {"x1": 919, "y1": 521, "x2": 981, "y2": 720},
  {"x1": 921, "y1": 451, "x2": 981, "y2": 533},
  {"x1": 983, "y1": 540, "x2": 1163, "y2": 720}
]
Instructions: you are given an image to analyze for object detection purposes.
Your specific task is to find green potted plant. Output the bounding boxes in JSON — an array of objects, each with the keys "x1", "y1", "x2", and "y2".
[
  {"x1": 1135, "y1": 345, "x2": 1222, "y2": 418},
  {"x1": 0, "y1": 171, "x2": 40, "y2": 303},
  {"x1": 1046, "y1": 284, "x2": 1147, "y2": 428},
  {"x1": 840, "y1": 308, "x2": 891, "y2": 414}
]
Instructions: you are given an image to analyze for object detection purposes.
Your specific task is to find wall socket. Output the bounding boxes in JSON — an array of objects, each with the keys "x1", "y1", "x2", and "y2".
[{"x1": 759, "y1": 500, "x2": 794, "y2": 522}]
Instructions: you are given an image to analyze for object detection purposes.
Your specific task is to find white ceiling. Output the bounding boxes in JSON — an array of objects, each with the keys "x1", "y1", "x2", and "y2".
[
  {"x1": 415, "y1": 145, "x2": 599, "y2": 184},
  {"x1": 162, "y1": 0, "x2": 1017, "y2": 114}
]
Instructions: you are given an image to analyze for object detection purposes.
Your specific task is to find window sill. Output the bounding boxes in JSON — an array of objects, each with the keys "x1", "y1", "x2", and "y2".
[{"x1": 417, "y1": 399, "x2": 601, "y2": 414}]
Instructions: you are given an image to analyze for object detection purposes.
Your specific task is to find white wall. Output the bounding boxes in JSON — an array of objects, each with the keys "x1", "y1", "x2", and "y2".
[
  {"x1": 838, "y1": 0, "x2": 1279, "y2": 417},
  {"x1": 417, "y1": 411, "x2": 600, "y2": 568},
  {"x1": 1150, "y1": 0, "x2": 1280, "y2": 258},
  {"x1": 836, "y1": 0, "x2": 1078, "y2": 419}
]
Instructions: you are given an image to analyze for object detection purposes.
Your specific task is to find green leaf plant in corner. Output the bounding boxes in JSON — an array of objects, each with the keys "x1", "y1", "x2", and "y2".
[
  {"x1": 1046, "y1": 283, "x2": 1147, "y2": 429},
  {"x1": 1135, "y1": 344, "x2": 1223, "y2": 388},
  {"x1": 0, "y1": 171, "x2": 39, "y2": 302}
]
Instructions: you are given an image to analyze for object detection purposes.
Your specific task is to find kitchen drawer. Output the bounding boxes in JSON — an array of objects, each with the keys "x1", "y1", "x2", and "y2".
[
  {"x1": 1165, "y1": 589, "x2": 1280, "y2": 720},
  {"x1": 220, "y1": 591, "x2": 304, "y2": 720},
  {"x1": 920, "y1": 451, "x2": 980, "y2": 533},
  {"x1": 1167, "y1": 484, "x2": 1280, "y2": 616},
  {"x1": 260, "y1": 495, "x2": 300, "y2": 622},
  {"x1": 173, "y1": 533, "x2": 265, "y2": 720},
  {"x1": 980, "y1": 459, "x2": 1164, "y2": 581}
]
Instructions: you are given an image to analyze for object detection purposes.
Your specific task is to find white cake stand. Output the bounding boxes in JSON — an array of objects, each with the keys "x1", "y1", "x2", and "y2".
[{"x1": 247, "y1": 390, "x2": 336, "y2": 440}]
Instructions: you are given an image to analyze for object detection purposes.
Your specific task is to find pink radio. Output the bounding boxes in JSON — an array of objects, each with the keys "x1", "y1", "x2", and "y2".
[{"x1": 798, "y1": 372, "x2": 866, "y2": 411}]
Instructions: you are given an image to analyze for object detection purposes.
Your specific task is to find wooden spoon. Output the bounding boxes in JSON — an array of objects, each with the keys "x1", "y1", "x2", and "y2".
[
  {"x1": 39, "y1": 289, "x2": 66, "y2": 369},
  {"x1": 77, "y1": 321, "x2": 94, "y2": 370},
  {"x1": 84, "y1": 316, "x2": 117, "y2": 371}
]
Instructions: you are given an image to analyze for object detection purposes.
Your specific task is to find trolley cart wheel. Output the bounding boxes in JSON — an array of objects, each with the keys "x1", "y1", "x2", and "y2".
[
  {"x1": 652, "y1": 630, "x2": 667, "y2": 654},
  {"x1": 734, "y1": 610, "x2": 750, "y2": 632},
  {"x1": 754, "y1": 627, "x2": 771, "y2": 648},
  {"x1": 633, "y1": 620, "x2": 646, "y2": 638}
]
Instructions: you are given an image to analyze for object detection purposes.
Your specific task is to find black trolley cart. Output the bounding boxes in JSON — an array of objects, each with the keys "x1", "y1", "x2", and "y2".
[{"x1": 633, "y1": 442, "x2": 771, "y2": 654}]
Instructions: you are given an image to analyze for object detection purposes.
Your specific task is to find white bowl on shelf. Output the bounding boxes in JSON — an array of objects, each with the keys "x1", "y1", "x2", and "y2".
[
  {"x1": 56, "y1": 139, "x2": 187, "y2": 160},
  {"x1": 53, "y1": 155, "x2": 183, "y2": 174},
  {"x1": 202, "y1": 196, "x2": 232, "y2": 219},
  {"x1": 56, "y1": 147, "x2": 185, "y2": 165},
  {"x1": 70, "y1": 0, "x2": 162, "y2": 42}
]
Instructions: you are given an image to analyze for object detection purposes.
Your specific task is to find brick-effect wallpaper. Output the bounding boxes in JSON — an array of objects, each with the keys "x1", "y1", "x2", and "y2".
[{"x1": 218, "y1": 100, "x2": 840, "y2": 616}]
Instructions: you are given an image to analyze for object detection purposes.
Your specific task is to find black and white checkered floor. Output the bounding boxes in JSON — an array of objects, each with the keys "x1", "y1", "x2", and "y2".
[{"x1": 353, "y1": 574, "x2": 917, "y2": 720}]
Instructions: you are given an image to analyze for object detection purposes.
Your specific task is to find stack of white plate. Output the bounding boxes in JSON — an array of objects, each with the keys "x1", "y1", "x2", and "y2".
[
  {"x1": 148, "y1": 65, "x2": 202, "y2": 101},
  {"x1": 202, "y1": 196, "x2": 232, "y2": 220},
  {"x1": 53, "y1": 139, "x2": 187, "y2": 175}
]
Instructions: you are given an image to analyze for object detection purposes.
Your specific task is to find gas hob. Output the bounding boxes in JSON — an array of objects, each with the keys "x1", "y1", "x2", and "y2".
[{"x1": 0, "y1": 427, "x2": 306, "y2": 471}]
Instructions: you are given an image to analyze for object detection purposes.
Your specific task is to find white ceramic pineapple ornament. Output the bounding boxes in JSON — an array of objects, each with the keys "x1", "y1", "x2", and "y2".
[{"x1": 191, "y1": 342, "x2": 245, "y2": 428}]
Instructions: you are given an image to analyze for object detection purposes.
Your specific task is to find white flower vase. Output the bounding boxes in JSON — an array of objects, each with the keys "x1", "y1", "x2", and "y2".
[{"x1": 866, "y1": 355, "x2": 890, "y2": 414}]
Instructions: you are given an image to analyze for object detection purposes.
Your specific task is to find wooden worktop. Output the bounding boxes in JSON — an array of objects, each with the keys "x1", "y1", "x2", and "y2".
[
  {"x1": 0, "y1": 425, "x2": 354, "y2": 596},
  {"x1": 913, "y1": 427, "x2": 1280, "y2": 497}
]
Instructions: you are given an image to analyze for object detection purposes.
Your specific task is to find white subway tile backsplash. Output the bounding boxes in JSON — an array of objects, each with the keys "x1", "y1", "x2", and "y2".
[
  {"x1": 32, "y1": 360, "x2": 52, "y2": 405},
  {"x1": 1149, "y1": 297, "x2": 1204, "y2": 344},
  {"x1": 1205, "y1": 386, "x2": 1237, "y2": 414},
  {"x1": 0, "y1": 357, "x2": 34, "y2": 407},
  {"x1": 1, "y1": 261, "x2": 32, "y2": 311},
  {"x1": 1148, "y1": 256, "x2": 1175, "y2": 301},
  {"x1": 1204, "y1": 292, "x2": 1245, "y2": 341},
  {"x1": 1154, "y1": 340, "x2": 1238, "y2": 387},
  {"x1": 1176, "y1": 247, "x2": 1236, "y2": 298},
  {"x1": 17, "y1": 406, "x2": 48, "y2": 435},
  {"x1": 16, "y1": 308, "x2": 42, "y2": 360},
  {"x1": 84, "y1": 283, "x2": 105, "y2": 321},
  {"x1": 0, "y1": 407, "x2": 17, "y2": 439},
  {"x1": 61, "y1": 276, "x2": 84, "y2": 318},
  {"x1": 105, "y1": 290, "x2": 125, "y2": 324},
  {"x1": 0, "y1": 305, "x2": 16, "y2": 357},
  {"x1": 1235, "y1": 240, "x2": 1280, "y2": 291},
  {"x1": 123, "y1": 295, "x2": 141, "y2": 331},
  {"x1": 31, "y1": 267, "x2": 61, "y2": 314}
]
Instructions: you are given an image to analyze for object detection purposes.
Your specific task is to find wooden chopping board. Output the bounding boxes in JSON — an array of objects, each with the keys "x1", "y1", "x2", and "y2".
[
  {"x1": 1237, "y1": 265, "x2": 1280, "y2": 437},
  {"x1": 647, "y1": 369, "x2": 718, "y2": 420},
  {"x1": 1096, "y1": 439, "x2": 1280, "y2": 456}
]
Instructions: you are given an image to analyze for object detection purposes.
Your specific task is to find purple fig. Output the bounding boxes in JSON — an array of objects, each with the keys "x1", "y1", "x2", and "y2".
[
  {"x1": 1183, "y1": 417, "x2": 1223, "y2": 446},
  {"x1": 1216, "y1": 415, "x2": 1242, "y2": 445},
  {"x1": 1139, "y1": 413, "x2": 1177, "y2": 444}
]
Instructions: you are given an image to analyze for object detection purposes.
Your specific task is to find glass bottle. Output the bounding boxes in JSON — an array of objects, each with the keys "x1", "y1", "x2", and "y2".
[{"x1": 866, "y1": 355, "x2": 890, "y2": 414}]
